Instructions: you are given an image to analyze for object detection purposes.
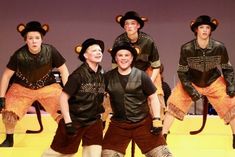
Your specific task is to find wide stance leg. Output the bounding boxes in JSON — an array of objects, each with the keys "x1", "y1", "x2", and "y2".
[
  {"x1": 82, "y1": 145, "x2": 102, "y2": 157},
  {"x1": 145, "y1": 145, "x2": 173, "y2": 157},
  {"x1": 102, "y1": 149, "x2": 124, "y2": 157},
  {"x1": 0, "y1": 111, "x2": 18, "y2": 147}
]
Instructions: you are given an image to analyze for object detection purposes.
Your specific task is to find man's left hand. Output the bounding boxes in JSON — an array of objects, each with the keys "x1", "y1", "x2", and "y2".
[{"x1": 150, "y1": 118, "x2": 163, "y2": 135}]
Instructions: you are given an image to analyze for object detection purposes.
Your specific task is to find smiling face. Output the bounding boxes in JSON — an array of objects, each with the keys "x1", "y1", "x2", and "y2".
[
  {"x1": 25, "y1": 31, "x2": 43, "y2": 54},
  {"x1": 115, "y1": 49, "x2": 133, "y2": 72},
  {"x1": 84, "y1": 44, "x2": 103, "y2": 64}
]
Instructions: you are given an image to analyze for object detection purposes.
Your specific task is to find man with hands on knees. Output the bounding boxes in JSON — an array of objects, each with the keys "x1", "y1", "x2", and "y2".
[
  {"x1": 42, "y1": 38, "x2": 106, "y2": 157},
  {"x1": 102, "y1": 42, "x2": 173, "y2": 157},
  {"x1": 162, "y1": 15, "x2": 235, "y2": 149},
  {"x1": 0, "y1": 21, "x2": 69, "y2": 147}
]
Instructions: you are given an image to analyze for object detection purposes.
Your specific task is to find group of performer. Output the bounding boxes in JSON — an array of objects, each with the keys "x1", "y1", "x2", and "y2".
[{"x1": 0, "y1": 10, "x2": 234, "y2": 157}]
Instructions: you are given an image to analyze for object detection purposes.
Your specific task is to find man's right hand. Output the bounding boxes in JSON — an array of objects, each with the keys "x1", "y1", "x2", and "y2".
[
  {"x1": 65, "y1": 122, "x2": 77, "y2": 136},
  {"x1": 0, "y1": 97, "x2": 5, "y2": 112}
]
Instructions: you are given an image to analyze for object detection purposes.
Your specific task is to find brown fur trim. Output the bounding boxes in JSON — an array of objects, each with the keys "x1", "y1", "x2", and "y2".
[
  {"x1": 223, "y1": 106, "x2": 235, "y2": 124},
  {"x1": 2, "y1": 111, "x2": 19, "y2": 125}
]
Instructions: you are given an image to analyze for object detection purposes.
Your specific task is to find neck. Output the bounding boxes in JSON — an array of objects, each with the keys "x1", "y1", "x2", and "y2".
[
  {"x1": 197, "y1": 37, "x2": 209, "y2": 49},
  {"x1": 86, "y1": 61, "x2": 99, "y2": 72},
  {"x1": 127, "y1": 33, "x2": 138, "y2": 43},
  {"x1": 118, "y1": 67, "x2": 132, "y2": 75}
]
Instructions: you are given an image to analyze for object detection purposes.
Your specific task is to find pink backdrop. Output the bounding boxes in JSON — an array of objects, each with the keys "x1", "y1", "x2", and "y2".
[{"x1": 1, "y1": 0, "x2": 235, "y2": 88}]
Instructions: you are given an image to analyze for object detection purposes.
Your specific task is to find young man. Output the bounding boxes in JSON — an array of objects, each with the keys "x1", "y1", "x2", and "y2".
[
  {"x1": 42, "y1": 38, "x2": 106, "y2": 157},
  {"x1": 162, "y1": 15, "x2": 235, "y2": 149},
  {"x1": 102, "y1": 42, "x2": 173, "y2": 157},
  {"x1": 0, "y1": 21, "x2": 69, "y2": 147},
  {"x1": 112, "y1": 11, "x2": 166, "y2": 115}
]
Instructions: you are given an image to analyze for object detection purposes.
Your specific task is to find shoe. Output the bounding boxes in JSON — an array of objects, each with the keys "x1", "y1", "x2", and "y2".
[
  {"x1": 0, "y1": 134, "x2": 14, "y2": 147},
  {"x1": 0, "y1": 139, "x2": 13, "y2": 147}
]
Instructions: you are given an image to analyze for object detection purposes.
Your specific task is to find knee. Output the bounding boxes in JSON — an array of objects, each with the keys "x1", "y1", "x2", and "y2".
[
  {"x1": 2, "y1": 111, "x2": 18, "y2": 126},
  {"x1": 145, "y1": 145, "x2": 173, "y2": 157},
  {"x1": 102, "y1": 149, "x2": 124, "y2": 157}
]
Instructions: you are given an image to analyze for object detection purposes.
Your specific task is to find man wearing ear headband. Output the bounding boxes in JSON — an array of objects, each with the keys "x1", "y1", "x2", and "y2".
[
  {"x1": 162, "y1": 15, "x2": 235, "y2": 149},
  {"x1": 42, "y1": 38, "x2": 106, "y2": 157},
  {"x1": 0, "y1": 21, "x2": 69, "y2": 147},
  {"x1": 102, "y1": 42, "x2": 173, "y2": 157}
]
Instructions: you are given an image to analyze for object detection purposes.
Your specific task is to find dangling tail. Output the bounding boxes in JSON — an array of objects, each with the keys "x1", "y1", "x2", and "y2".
[
  {"x1": 26, "y1": 101, "x2": 43, "y2": 133},
  {"x1": 190, "y1": 96, "x2": 208, "y2": 135}
]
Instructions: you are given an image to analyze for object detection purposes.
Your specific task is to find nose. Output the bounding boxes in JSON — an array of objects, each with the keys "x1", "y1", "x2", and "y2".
[
  {"x1": 32, "y1": 39, "x2": 37, "y2": 43},
  {"x1": 97, "y1": 50, "x2": 102, "y2": 55}
]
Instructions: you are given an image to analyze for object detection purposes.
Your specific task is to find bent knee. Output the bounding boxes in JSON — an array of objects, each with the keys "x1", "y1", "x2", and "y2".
[{"x1": 2, "y1": 111, "x2": 19, "y2": 125}]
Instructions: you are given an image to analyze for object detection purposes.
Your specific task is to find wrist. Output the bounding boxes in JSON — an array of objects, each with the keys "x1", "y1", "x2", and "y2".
[
  {"x1": 65, "y1": 122, "x2": 72, "y2": 127},
  {"x1": 152, "y1": 117, "x2": 161, "y2": 120}
]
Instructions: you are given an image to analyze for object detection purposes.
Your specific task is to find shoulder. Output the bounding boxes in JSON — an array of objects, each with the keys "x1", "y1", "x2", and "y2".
[
  {"x1": 139, "y1": 31, "x2": 154, "y2": 41},
  {"x1": 41, "y1": 44, "x2": 58, "y2": 51},
  {"x1": 131, "y1": 67, "x2": 146, "y2": 78},
  {"x1": 210, "y1": 39, "x2": 225, "y2": 48},
  {"x1": 69, "y1": 65, "x2": 85, "y2": 79},
  {"x1": 115, "y1": 33, "x2": 127, "y2": 40},
  {"x1": 181, "y1": 39, "x2": 195, "y2": 50},
  {"x1": 14, "y1": 45, "x2": 27, "y2": 53},
  {"x1": 105, "y1": 68, "x2": 117, "y2": 76}
]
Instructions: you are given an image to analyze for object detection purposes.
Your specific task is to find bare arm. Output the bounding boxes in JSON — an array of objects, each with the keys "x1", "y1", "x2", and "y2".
[
  {"x1": 60, "y1": 91, "x2": 72, "y2": 124},
  {"x1": 148, "y1": 92, "x2": 161, "y2": 118},
  {"x1": 150, "y1": 68, "x2": 160, "y2": 82},
  {"x1": 0, "y1": 68, "x2": 15, "y2": 97},
  {"x1": 57, "y1": 63, "x2": 69, "y2": 86}
]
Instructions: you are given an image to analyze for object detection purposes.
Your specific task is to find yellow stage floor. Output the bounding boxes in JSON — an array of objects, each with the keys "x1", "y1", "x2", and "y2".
[{"x1": 0, "y1": 114, "x2": 235, "y2": 157}]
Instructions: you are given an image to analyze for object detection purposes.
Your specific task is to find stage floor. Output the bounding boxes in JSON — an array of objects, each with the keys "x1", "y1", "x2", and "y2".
[{"x1": 0, "y1": 114, "x2": 235, "y2": 157}]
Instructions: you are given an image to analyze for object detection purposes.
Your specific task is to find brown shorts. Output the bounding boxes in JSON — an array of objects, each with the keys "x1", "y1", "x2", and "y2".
[
  {"x1": 167, "y1": 77, "x2": 235, "y2": 123},
  {"x1": 102, "y1": 115, "x2": 166, "y2": 154},
  {"x1": 51, "y1": 119, "x2": 103, "y2": 154}
]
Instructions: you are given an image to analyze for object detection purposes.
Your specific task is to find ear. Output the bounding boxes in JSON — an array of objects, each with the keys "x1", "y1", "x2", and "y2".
[
  {"x1": 83, "y1": 52, "x2": 88, "y2": 59},
  {"x1": 17, "y1": 23, "x2": 25, "y2": 33},
  {"x1": 42, "y1": 24, "x2": 49, "y2": 32},
  {"x1": 107, "y1": 48, "x2": 112, "y2": 53},
  {"x1": 75, "y1": 45, "x2": 82, "y2": 54},
  {"x1": 114, "y1": 55, "x2": 118, "y2": 62},
  {"x1": 141, "y1": 17, "x2": 148, "y2": 22},
  {"x1": 212, "y1": 18, "x2": 219, "y2": 26},
  {"x1": 190, "y1": 20, "x2": 195, "y2": 27},
  {"x1": 115, "y1": 15, "x2": 123, "y2": 23},
  {"x1": 135, "y1": 46, "x2": 140, "y2": 54}
]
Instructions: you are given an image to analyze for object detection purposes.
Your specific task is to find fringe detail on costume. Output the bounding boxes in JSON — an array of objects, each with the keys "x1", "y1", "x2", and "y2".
[
  {"x1": 223, "y1": 106, "x2": 235, "y2": 124},
  {"x1": 167, "y1": 103, "x2": 185, "y2": 121},
  {"x1": 2, "y1": 111, "x2": 19, "y2": 125}
]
